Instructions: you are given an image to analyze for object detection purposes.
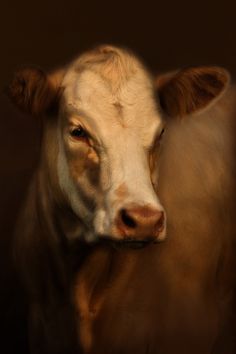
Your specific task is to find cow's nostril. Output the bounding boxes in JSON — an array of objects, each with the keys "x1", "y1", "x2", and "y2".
[{"x1": 120, "y1": 209, "x2": 137, "y2": 229}]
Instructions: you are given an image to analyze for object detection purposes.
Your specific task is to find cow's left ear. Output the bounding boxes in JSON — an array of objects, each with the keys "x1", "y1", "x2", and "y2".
[
  {"x1": 7, "y1": 67, "x2": 65, "y2": 116},
  {"x1": 155, "y1": 66, "x2": 230, "y2": 118}
]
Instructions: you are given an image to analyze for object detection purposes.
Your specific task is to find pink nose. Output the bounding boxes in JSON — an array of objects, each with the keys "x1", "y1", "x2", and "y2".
[{"x1": 116, "y1": 205, "x2": 165, "y2": 241}]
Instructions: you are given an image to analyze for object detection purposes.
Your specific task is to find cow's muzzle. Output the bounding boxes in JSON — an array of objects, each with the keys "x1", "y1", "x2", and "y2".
[{"x1": 115, "y1": 204, "x2": 166, "y2": 242}]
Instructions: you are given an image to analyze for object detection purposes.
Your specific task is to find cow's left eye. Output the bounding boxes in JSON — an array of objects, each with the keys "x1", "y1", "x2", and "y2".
[
  {"x1": 70, "y1": 126, "x2": 88, "y2": 140},
  {"x1": 159, "y1": 128, "x2": 165, "y2": 140}
]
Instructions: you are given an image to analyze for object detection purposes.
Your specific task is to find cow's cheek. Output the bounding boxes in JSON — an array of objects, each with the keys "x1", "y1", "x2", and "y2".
[
  {"x1": 67, "y1": 146, "x2": 102, "y2": 204},
  {"x1": 65, "y1": 145, "x2": 91, "y2": 181},
  {"x1": 84, "y1": 148, "x2": 101, "y2": 188},
  {"x1": 69, "y1": 157, "x2": 87, "y2": 182}
]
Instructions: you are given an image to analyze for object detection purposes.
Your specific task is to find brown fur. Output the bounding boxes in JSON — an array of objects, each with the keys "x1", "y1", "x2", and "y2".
[
  {"x1": 7, "y1": 67, "x2": 64, "y2": 115},
  {"x1": 74, "y1": 86, "x2": 236, "y2": 354},
  {"x1": 156, "y1": 66, "x2": 230, "y2": 118}
]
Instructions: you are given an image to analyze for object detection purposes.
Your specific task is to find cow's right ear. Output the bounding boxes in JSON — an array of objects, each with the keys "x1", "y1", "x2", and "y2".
[{"x1": 7, "y1": 67, "x2": 65, "y2": 116}]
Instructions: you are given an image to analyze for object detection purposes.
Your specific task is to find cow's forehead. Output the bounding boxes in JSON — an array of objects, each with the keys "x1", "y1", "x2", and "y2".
[{"x1": 61, "y1": 47, "x2": 163, "y2": 142}]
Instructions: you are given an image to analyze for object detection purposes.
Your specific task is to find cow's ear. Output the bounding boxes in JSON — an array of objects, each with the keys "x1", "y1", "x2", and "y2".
[
  {"x1": 155, "y1": 66, "x2": 230, "y2": 118},
  {"x1": 7, "y1": 67, "x2": 65, "y2": 116}
]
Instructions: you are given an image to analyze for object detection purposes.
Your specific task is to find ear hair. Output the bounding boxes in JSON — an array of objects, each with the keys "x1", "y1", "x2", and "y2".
[
  {"x1": 156, "y1": 66, "x2": 230, "y2": 118},
  {"x1": 7, "y1": 67, "x2": 64, "y2": 116}
]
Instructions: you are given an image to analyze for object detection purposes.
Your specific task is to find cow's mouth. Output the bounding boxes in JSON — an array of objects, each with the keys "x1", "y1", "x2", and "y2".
[
  {"x1": 98, "y1": 235, "x2": 156, "y2": 249},
  {"x1": 119, "y1": 239, "x2": 154, "y2": 249}
]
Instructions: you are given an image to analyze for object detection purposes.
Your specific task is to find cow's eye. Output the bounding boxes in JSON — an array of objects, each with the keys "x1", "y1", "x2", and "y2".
[
  {"x1": 159, "y1": 128, "x2": 165, "y2": 140},
  {"x1": 70, "y1": 126, "x2": 88, "y2": 140}
]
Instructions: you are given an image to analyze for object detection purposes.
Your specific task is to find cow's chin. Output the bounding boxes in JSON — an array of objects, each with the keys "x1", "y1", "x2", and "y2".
[
  {"x1": 89, "y1": 224, "x2": 167, "y2": 248},
  {"x1": 94, "y1": 222, "x2": 167, "y2": 247},
  {"x1": 93, "y1": 233, "x2": 158, "y2": 249},
  {"x1": 73, "y1": 224, "x2": 166, "y2": 249},
  {"x1": 115, "y1": 238, "x2": 156, "y2": 249}
]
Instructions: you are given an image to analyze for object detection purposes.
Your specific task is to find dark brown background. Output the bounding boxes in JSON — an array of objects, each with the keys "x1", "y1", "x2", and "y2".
[{"x1": 0, "y1": 1, "x2": 235, "y2": 352}]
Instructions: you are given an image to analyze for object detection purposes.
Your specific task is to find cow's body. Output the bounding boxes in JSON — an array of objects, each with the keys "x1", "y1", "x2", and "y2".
[
  {"x1": 75, "y1": 87, "x2": 236, "y2": 354},
  {"x1": 8, "y1": 45, "x2": 236, "y2": 354}
]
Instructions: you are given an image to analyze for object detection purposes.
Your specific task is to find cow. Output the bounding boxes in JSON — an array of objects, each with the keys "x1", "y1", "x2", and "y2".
[{"x1": 7, "y1": 45, "x2": 236, "y2": 354}]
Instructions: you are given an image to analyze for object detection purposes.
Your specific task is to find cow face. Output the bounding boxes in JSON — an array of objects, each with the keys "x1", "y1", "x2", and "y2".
[
  {"x1": 8, "y1": 45, "x2": 229, "y2": 245},
  {"x1": 58, "y1": 47, "x2": 166, "y2": 244}
]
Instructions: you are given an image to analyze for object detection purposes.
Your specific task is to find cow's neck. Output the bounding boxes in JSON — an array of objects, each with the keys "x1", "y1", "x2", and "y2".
[
  {"x1": 37, "y1": 143, "x2": 89, "y2": 270},
  {"x1": 15, "y1": 120, "x2": 90, "y2": 304}
]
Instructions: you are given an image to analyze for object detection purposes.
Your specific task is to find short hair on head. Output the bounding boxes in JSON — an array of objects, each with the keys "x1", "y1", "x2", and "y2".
[{"x1": 73, "y1": 45, "x2": 140, "y2": 92}]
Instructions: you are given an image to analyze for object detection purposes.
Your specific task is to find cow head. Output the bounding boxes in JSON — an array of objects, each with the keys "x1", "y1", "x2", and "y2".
[{"x1": 8, "y1": 46, "x2": 229, "y2": 246}]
